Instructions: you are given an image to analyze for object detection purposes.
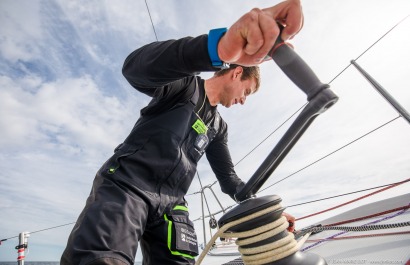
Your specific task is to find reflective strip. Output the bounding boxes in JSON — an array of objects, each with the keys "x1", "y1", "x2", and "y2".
[
  {"x1": 163, "y1": 214, "x2": 195, "y2": 259},
  {"x1": 173, "y1": 205, "x2": 188, "y2": 212}
]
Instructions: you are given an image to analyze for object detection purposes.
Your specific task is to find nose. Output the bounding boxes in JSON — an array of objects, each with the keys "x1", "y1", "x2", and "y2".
[{"x1": 240, "y1": 96, "x2": 246, "y2": 105}]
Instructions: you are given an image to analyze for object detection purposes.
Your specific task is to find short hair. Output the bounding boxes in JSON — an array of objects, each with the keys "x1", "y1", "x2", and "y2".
[{"x1": 214, "y1": 64, "x2": 261, "y2": 93}]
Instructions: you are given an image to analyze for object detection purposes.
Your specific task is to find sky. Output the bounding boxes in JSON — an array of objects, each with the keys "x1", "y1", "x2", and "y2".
[{"x1": 1, "y1": 0, "x2": 410, "y2": 262}]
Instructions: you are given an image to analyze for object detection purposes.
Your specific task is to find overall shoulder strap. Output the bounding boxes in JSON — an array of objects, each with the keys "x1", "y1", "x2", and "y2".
[{"x1": 189, "y1": 77, "x2": 200, "y2": 106}]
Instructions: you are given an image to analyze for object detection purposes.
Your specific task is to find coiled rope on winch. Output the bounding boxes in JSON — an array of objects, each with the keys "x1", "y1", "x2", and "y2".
[{"x1": 195, "y1": 203, "x2": 310, "y2": 265}]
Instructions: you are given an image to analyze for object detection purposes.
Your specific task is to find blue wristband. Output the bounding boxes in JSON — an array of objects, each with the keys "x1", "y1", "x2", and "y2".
[{"x1": 208, "y1": 28, "x2": 230, "y2": 69}]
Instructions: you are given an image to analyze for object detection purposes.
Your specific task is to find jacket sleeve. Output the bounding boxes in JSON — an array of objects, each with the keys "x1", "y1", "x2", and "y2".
[
  {"x1": 122, "y1": 35, "x2": 217, "y2": 97},
  {"x1": 206, "y1": 121, "x2": 245, "y2": 200}
]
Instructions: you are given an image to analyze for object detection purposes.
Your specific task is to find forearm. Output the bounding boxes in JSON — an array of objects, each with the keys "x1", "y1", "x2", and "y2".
[
  {"x1": 206, "y1": 140, "x2": 244, "y2": 199},
  {"x1": 122, "y1": 35, "x2": 215, "y2": 92}
]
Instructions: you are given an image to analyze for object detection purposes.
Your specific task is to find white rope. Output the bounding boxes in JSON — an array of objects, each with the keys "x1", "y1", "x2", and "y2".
[{"x1": 195, "y1": 204, "x2": 303, "y2": 265}]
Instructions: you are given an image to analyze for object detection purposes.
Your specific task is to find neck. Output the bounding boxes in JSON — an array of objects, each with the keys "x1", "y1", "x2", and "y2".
[{"x1": 204, "y1": 76, "x2": 221, "y2": 106}]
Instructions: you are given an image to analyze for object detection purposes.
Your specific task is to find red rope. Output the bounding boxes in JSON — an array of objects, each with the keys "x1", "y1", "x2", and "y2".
[
  {"x1": 325, "y1": 205, "x2": 410, "y2": 227},
  {"x1": 296, "y1": 178, "x2": 410, "y2": 221},
  {"x1": 306, "y1": 230, "x2": 410, "y2": 242}
]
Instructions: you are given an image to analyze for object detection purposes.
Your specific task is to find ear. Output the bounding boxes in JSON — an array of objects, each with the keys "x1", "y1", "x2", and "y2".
[{"x1": 232, "y1": 66, "x2": 243, "y2": 80}]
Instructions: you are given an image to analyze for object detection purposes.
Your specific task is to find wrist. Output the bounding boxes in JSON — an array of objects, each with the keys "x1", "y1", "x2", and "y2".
[{"x1": 208, "y1": 28, "x2": 230, "y2": 69}]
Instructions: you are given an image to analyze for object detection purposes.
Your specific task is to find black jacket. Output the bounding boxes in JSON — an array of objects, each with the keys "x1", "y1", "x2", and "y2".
[{"x1": 119, "y1": 35, "x2": 244, "y2": 210}]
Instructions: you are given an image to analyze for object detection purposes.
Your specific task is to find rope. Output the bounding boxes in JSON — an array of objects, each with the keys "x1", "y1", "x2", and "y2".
[
  {"x1": 294, "y1": 204, "x2": 410, "y2": 239},
  {"x1": 306, "y1": 230, "x2": 410, "y2": 242},
  {"x1": 296, "y1": 177, "x2": 410, "y2": 221},
  {"x1": 325, "y1": 205, "x2": 410, "y2": 227},
  {"x1": 327, "y1": 14, "x2": 409, "y2": 85},
  {"x1": 234, "y1": 103, "x2": 307, "y2": 167},
  {"x1": 190, "y1": 113, "x2": 401, "y2": 222},
  {"x1": 258, "y1": 116, "x2": 400, "y2": 194},
  {"x1": 196, "y1": 204, "x2": 308, "y2": 265},
  {"x1": 287, "y1": 179, "x2": 409, "y2": 208},
  {"x1": 144, "y1": 0, "x2": 158, "y2": 41},
  {"x1": 192, "y1": 177, "x2": 409, "y2": 224},
  {"x1": 306, "y1": 222, "x2": 410, "y2": 234},
  {"x1": 0, "y1": 222, "x2": 76, "y2": 244},
  {"x1": 301, "y1": 203, "x2": 409, "y2": 252}
]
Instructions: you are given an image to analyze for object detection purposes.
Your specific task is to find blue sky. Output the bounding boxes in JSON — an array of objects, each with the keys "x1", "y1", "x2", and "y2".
[{"x1": 1, "y1": 0, "x2": 410, "y2": 262}]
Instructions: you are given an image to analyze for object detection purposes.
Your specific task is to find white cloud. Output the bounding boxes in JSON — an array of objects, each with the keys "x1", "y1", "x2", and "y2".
[
  {"x1": 0, "y1": 75, "x2": 135, "y2": 155},
  {"x1": 0, "y1": 1, "x2": 43, "y2": 63}
]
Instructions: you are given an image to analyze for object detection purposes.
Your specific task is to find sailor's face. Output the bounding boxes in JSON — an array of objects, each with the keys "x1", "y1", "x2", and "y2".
[{"x1": 221, "y1": 77, "x2": 256, "y2": 108}]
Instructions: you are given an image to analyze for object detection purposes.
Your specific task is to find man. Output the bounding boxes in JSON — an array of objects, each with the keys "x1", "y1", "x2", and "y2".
[{"x1": 61, "y1": 0, "x2": 304, "y2": 264}]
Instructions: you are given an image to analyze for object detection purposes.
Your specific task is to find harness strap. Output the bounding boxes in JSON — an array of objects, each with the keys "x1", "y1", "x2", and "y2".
[{"x1": 190, "y1": 77, "x2": 200, "y2": 106}]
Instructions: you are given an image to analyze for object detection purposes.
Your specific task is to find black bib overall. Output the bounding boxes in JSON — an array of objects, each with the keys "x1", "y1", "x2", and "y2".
[{"x1": 61, "y1": 77, "x2": 219, "y2": 265}]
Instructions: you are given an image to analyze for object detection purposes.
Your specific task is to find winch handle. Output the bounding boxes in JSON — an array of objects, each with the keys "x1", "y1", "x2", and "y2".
[
  {"x1": 267, "y1": 26, "x2": 329, "y2": 100},
  {"x1": 234, "y1": 25, "x2": 338, "y2": 202}
]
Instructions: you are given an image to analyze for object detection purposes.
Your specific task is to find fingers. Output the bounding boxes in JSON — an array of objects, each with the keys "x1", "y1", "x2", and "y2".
[
  {"x1": 218, "y1": 8, "x2": 281, "y2": 66},
  {"x1": 282, "y1": 212, "x2": 296, "y2": 233},
  {"x1": 242, "y1": 10, "x2": 265, "y2": 56},
  {"x1": 243, "y1": 9, "x2": 280, "y2": 63},
  {"x1": 217, "y1": 0, "x2": 304, "y2": 66},
  {"x1": 281, "y1": 1, "x2": 304, "y2": 40},
  {"x1": 253, "y1": 9, "x2": 281, "y2": 61},
  {"x1": 263, "y1": 0, "x2": 304, "y2": 40}
]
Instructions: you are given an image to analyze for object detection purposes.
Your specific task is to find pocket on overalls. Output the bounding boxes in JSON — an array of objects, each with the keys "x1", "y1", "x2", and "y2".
[
  {"x1": 106, "y1": 142, "x2": 145, "y2": 175},
  {"x1": 164, "y1": 205, "x2": 199, "y2": 259},
  {"x1": 188, "y1": 126, "x2": 217, "y2": 163}
]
